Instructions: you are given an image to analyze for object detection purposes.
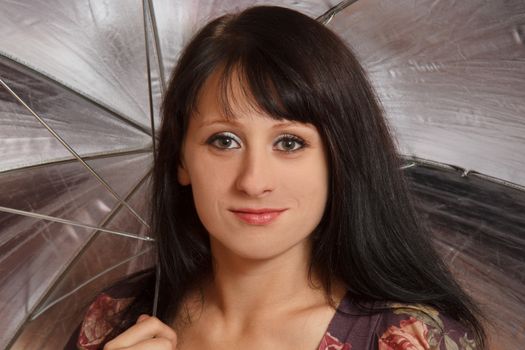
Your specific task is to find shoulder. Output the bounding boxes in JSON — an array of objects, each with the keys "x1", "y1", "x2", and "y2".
[
  {"x1": 66, "y1": 269, "x2": 156, "y2": 350},
  {"x1": 323, "y1": 294, "x2": 478, "y2": 350},
  {"x1": 377, "y1": 302, "x2": 477, "y2": 350},
  {"x1": 76, "y1": 293, "x2": 136, "y2": 349}
]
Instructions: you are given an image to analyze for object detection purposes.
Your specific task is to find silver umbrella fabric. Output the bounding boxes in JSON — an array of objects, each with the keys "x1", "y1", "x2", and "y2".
[
  {"x1": 0, "y1": 1, "x2": 344, "y2": 349},
  {"x1": 0, "y1": 1, "x2": 159, "y2": 348},
  {"x1": 326, "y1": 1, "x2": 525, "y2": 348},
  {"x1": 0, "y1": 0, "x2": 524, "y2": 349}
]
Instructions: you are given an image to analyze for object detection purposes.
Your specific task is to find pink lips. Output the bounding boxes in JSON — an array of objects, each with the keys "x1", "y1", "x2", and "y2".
[{"x1": 230, "y1": 208, "x2": 287, "y2": 225}]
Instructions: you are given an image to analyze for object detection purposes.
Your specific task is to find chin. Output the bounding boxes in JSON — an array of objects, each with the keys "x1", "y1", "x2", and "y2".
[{"x1": 211, "y1": 236, "x2": 311, "y2": 264}]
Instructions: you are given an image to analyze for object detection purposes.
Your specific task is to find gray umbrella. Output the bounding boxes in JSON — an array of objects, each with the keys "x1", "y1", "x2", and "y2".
[{"x1": 0, "y1": 1, "x2": 524, "y2": 349}]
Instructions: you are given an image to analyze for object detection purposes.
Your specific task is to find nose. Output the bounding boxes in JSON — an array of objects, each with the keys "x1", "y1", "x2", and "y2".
[{"x1": 234, "y1": 147, "x2": 275, "y2": 197}]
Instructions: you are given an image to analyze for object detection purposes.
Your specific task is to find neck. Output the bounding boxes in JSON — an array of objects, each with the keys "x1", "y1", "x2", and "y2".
[{"x1": 203, "y1": 238, "x2": 327, "y2": 322}]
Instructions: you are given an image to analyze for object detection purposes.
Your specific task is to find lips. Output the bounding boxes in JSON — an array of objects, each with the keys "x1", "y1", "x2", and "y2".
[{"x1": 229, "y1": 208, "x2": 287, "y2": 225}]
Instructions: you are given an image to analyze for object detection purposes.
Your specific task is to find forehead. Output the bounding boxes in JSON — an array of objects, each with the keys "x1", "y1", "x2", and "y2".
[
  {"x1": 191, "y1": 70, "x2": 320, "y2": 135},
  {"x1": 193, "y1": 66, "x2": 273, "y2": 122},
  {"x1": 186, "y1": 67, "x2": 323, "y2": 143}
]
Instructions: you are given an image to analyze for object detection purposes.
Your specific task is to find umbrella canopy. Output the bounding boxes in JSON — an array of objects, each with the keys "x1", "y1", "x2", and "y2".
[{"x1": 0, "y1": 1, "x2": 524, "y2": 349}]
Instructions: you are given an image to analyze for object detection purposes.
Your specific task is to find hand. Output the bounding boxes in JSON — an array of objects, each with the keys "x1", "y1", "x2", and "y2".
[{"x1": 103, "y1": 314, "x2": 177, "y2": 350}]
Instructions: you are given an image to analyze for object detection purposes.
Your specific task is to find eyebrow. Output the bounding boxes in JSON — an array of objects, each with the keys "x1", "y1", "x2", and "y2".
[
  {"x1": 271, "y1": 121, "x2": 314, "y2": 129},
  {"x1": 197, "y1": 118, "x2": 241, "y2": 127},
  {"x1": 198, "y1": 118, "x2": 315, "y2": 130}
]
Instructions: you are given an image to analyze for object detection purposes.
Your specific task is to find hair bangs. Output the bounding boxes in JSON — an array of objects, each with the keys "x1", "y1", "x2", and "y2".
[{"x1": 202, "y1": 54, "x2": 315, "y2": 126}]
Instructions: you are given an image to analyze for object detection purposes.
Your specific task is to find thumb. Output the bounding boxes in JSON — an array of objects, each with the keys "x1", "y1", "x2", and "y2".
[{"x1": 136, "y1": 314, "x2": 151, "y2": 324}]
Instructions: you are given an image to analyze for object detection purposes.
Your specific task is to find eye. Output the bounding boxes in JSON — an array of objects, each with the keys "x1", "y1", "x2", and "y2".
[
  {"x1": 206, "y1": 132, "x2": 241, "y2": 150},
  {"x1": 274, "y1": 134, "x2": 306, "y2": 152}
]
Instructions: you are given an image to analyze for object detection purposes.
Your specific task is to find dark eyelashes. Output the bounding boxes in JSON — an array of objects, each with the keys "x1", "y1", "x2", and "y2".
[
  {"x1": 205, "y1": 132, "x2": 241, "y2": 149},
  {"x1": 274, "y1": 134, "x2": 306, "y2": 146},
  {"x1": 205, "y1": 132, "x2": 308, "y2": 151}
]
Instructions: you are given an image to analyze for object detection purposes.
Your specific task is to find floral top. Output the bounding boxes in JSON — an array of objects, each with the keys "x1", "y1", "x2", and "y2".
[
  {"x1": 69, "y1": 274, "x2": 476, "y2": 350},
  {"x1": 317, "y1": 296, "x2": 476, "y2": 350}
]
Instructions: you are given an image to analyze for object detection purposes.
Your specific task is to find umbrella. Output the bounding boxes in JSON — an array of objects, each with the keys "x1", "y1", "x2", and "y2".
[
  {"x1": 0, "y1": 0, "x2": 160, "y2": 348},
  {"x1": 0, "y1": 0, "x2": 524, "y2": 349},
  {"x1": 326, "y1": 1, "x2": 525, "y2": 348},
  {"x1": 0, "y1": 1, "x2": 348, "y2": 349}
]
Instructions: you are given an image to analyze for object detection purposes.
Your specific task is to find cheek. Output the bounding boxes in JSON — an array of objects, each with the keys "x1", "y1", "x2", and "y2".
[
  {"x1": 186, "y1": 155, "x2": 236, "y2": 222},
  {"x1": 191, "y1": 155, "x2": 238, "y2": 190},
  {"x1": 285, "y1": 157, "x2": 329, "y2": 212}
]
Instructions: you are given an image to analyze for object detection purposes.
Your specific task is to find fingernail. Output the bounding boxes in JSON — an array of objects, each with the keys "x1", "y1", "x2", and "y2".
[{"x1": 137, "y1": 314, "x2": 150, "y2": 323}]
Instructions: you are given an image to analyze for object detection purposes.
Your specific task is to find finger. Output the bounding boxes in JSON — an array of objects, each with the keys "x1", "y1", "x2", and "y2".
[
  {"x1": 136, "y1": 314, "x2": 150, "y2": 323},
  {"x1": 121, "y1": 337, "x2": 175, "y2": 350},
  {"x1": 104, "y1": 317, "x2": 176, "y2": 349}
]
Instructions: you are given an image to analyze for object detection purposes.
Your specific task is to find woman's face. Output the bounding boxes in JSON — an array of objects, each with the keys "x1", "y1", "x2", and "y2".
[{"x1": 178, "y1": 69, "x2": 329, "y2": 262}]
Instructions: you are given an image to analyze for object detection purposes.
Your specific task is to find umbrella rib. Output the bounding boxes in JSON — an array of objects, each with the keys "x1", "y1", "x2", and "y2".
[
  {"x1": 400, "y1": 155, "x2": 525, "y2": 192},
  {"x1": 0, "y1": 147, "x2": 151, "y2": 175},
  {"x1": 400, "y1": 162, "x2": 417, "y2": 170},
  {"x1": 316, "y1": 0, "x2": 358, "y2": 24},
  {"x1": 5, "y1": 170, "x2": 154, "y2": 347},
  {"x1": 0, "y1": 53, "x2": 153, "y2": 137},
  {"x1": 30, "y1": 247, "x2": 153, "y2": 320},
  {"x1": 143, "y1": 0, "x2": 157, "y2": 155},
  {"x1": 45, "y1": 169, "x2": 154, "y2": 289},
  {"x1": 0, "y1": 77, "x2": 151, "y2": 229},
  {"x1": 146, "y1": 0, "x2": 167, "y2": 91},
  {"x1": 153, "y1": 259, "x2": 161, "y2": 317},
  {"x1": 0, "y1": 206, "x2": 154, "y2": 242}
]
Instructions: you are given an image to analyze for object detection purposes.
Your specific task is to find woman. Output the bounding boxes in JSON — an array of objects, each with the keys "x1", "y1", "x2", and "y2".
[{"x1": 73, "y1": 5, "x2": 486, "y2": 349}]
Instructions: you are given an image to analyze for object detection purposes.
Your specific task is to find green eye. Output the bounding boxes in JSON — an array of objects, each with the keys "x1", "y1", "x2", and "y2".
[
  {"x1": 207, "y1": 132, "x2": 241, "y2": 149},
  {"x1": 274, "y1": 135, "x2": 305, "y2": 152}
]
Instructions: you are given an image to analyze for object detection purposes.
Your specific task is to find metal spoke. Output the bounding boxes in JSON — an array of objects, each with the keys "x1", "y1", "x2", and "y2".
[
  {"x1": 30, "y1": 247, "x2": 153, "y2": 320},
  {"x1": 63, "y1": 168, "x2": 154, "y2": 265},
  {"x1": 143, "y1": 0, "x2": 157, "y2": 156},
  {"x1": 0, "y1": 147, "x2": 152, "y2": 175},
  {"x1": 146, "y1": 0, "x2": 167, "y2": 91},
  {"x1": 316, "y1": 0, "x2": 358, "y2": 25},
  {"x1": 153, "y1": 259, "x2": 161, "y2": 317},
  {"x1": 400, "y1": 162, "x2": 416, "y2": 170},
  {"x1": 0, "y1": 206, "x2": 154, "y2": 242},
  {"x1": 5, "y1": 170, "x2": 154, "y2": 348},
  {"x1": 0, "y1": 77, "x2": 151, "y2": 228},
  {"x1": 400, "y1": 155, "x2": 525, "y2": 192},
  {"x1": 0, "y1": 53, "x2": 152, "y2": 137}
]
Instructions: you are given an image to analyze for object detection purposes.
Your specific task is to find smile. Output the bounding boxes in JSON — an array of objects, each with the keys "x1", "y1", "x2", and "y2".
[{"x1": 229, "y1": 208, "x2": 287, "y2": 225}]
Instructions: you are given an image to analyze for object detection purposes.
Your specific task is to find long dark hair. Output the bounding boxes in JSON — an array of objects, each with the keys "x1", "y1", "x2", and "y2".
[{"x1": 151, "y1": 5, "x2": 485, "y2": 347}]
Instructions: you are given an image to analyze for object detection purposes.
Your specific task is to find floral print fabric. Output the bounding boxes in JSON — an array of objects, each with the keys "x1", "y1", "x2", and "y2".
[
  {"x1": 318, "y1": 332, "x2": 352, "y2": 350},
  {"x1": 378, "y1": 316, "x2": 431, "y2": 350},
  {"x1": 76, "y1": 293, "x2": 133, "y2": 350},
  {"x1": 72, "y1": 286, "x2": 476, "y2": 350},
  {"x1": 319, "y1": 297, "x2": 477, "y2": 350}
]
